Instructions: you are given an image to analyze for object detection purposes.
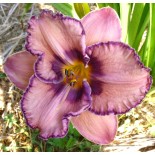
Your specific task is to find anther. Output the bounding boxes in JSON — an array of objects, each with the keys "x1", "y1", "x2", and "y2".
[
  {"x1": 65, "y1": 69, "x2": 69, "y2": 76},
  {"x1": 70, "y1": 71, "x2": 74, "y2": 76},
  {"x1": 65, "y1": 69, "x2": 74, "y2": 77},
  {"x1": 69, "y1": 79, "x2": 77, "y2": 87}
]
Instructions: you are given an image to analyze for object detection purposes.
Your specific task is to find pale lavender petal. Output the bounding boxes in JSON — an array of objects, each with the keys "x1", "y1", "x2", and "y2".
[
  {"x1": 81, "y1": 7, "x2": 122, "y2": 46},
  {"x1": 26, "y1": 10, "x2": 86, "y2": 82},
  {"x1": 34, "y1": 50, "x2": 84, "y2": 83},
  {"x1": 34, "y1": 54, "x2": 64, "y2": 83},
  {"x1": 26, "y1": 16, "x2": 51, "y2": 56},
  {"x1": 21, "y1": 76, "x2": 91, "y2": 139},
  {"x1": 86, "y1": 42, "x2": 152, "y2": 115},
  {"x1": 3, "y1": 51, "x2": 36, "y2": 90},
  {"x1": 38, "y1": 11, "x2": 86, "y2": 61},
  {"x1": 71, "y1": 111, "x2": 117, "y2": 145}
]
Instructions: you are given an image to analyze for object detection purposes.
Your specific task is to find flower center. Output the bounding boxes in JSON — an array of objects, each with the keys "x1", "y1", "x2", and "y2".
[{"x1": 63, "y1": 61, "x2": 91, "y2": 88}]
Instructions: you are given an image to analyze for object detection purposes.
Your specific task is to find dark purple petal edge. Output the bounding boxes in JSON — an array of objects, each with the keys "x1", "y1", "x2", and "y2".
[
  {"x1": 25, "y1": 10, "x2": 85, "y2": 83},
  {"x1": 25, "y1": 10, "x2": 85, "y2": 55},
  {"x1": 34, "y1": 53, "x2": 64, "y2": 84},
  {"x1": 20, "y1": 75, "x2": 92, "y2": 140},
  {"x1": 86, "y1": 41, "x2": 152, "y2": 115},
  {"x1": 20, "y1": 75, "x2": 69, "y2": 139}
]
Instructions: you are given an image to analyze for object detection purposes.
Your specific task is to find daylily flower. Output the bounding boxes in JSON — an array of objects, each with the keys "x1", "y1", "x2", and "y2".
[{"x1": 3, "y1": 8, "x2": 152, "y2": 145}]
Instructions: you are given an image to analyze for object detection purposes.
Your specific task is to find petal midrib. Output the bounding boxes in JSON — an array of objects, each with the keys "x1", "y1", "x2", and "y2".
[{"x1": 91, "y1": 74, "x2": 149, "y2": 85}]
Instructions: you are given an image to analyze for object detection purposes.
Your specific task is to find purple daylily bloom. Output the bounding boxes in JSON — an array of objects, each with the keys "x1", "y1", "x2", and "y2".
[{"x1": 3, "y1": 8, "x2": 152, "y2": 145}]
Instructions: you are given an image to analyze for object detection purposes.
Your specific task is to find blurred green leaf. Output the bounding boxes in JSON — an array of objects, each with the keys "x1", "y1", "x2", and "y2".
[
  {"x1": 4, "y1": 114, "x2": 18, "y2": 128},
  {"x1": 96, "y1": 3, "x2": 106, "y2": 8},
  {"x1": 120, "y1": 3, "x2": 132, "y2": 42},
  {"x1": 24, "y1": 3, "x2": 32, "y2": 13},
  {"x1": 69, "y1": 123, "x2": 80, "y2": 137},
  {"x1": 133, "y1": 3, "x2": 149, "y2": 51},
  {"x1": 50, "y1": 138, "x2": 66, "y2": 149},
  {"x1": 66, "y1": 137, "x2": 76, "y2": 149},
  {"x1": 51, "y1": 3, "x2": 79, "y2": 18},
  {"x1": 138, "y1": 30, "x2": 149, "y2": 63},
  {"x1": 128, "y1": 3, "x2": 145, "y2": 47},
  {"x1": 147, "y1": 4, "x2": 155, "y2": 80},
  {"x1": 138, "y1": 4, "x2": 155, "y2": 85},
  {"x1": 111, "y1": 3, "x2": 120, "y2": 16},
  {"x1": 0, "y1": 72, "x2": 6, "y2": 78},
  {"x1": 74, "y1": 3, "x2": 90, "y2": 18},
  {"x1": 29, "y1": 129, "x2": 42, "y2": 151},
  {"x1": 19, "y1": 3, "x2": 33, "y2": 20}
]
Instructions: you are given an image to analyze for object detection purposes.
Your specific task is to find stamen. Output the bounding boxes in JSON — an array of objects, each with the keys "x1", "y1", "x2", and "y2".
[
  {"x1": 69, "y1": 79, "x2": 77, "y2": 87},
  {"x1": 70, "y1": 71, "x2": 74, "y2": 76},
  {"x1": 65, "y1": 69, "x2": 75, "y2": 77},
  {"x1": 65, "y1": 69, "x2": 68, "y2": 76},
  {"x1": 63, "y1": 61, "x2": 91, "y2": 88}
]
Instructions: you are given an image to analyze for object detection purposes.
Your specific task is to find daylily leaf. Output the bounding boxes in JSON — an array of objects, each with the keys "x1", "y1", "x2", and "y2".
[
  {"x1": 51, "y1": 3, "x2": 79, "y2": 18},
  {"x1": 74, "y1": 3, "x2": 90, "y2": 18},
  {"x1": 133, "y1": 3, "x2": 149, "y2": 51},
  {"x1": 96, "y1": 3, "x2": 106, "y2": 8},
  {"x1": 147, "y1": 4, "x2": 155, "y2": 85},
  {"x1": 110, "y1": 3, "x2": 120, "y2": 16},
  {"x1": 139, "y1": 4, "x2": 155, "y2": 86},
  {"x1": 128, "y1": 3, "x2": 145, "y2": 46},
  {"x1": 120, "y1": 3, "x2": 132, "y2": 42},
  {"x1": 138, "y1": 30, "x2": 149, "y2": 63}
]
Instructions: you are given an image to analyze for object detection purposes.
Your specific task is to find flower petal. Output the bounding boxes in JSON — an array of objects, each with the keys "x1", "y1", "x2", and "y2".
[
  {"x1": 81, "y1": 7, "x2": 122, "y2": 46},
  {"x1": 71, "y1": 111, "x2": 117, "y2": 145},
  {"x1": 26, "y1": 10, "x2": 86, "y2": 82},
  {"x1": 3, "y1": 51, "x2": 36, "y2": 90},
  {"x1": 34, "y1": 54, "x2": 64, "y2": 83},
  {"x1": 86, "y1": 42, "x2": 152, "y2": 115},
  {"x1": 21, "y1": 76, "x2": 91, "y2": 139}
]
